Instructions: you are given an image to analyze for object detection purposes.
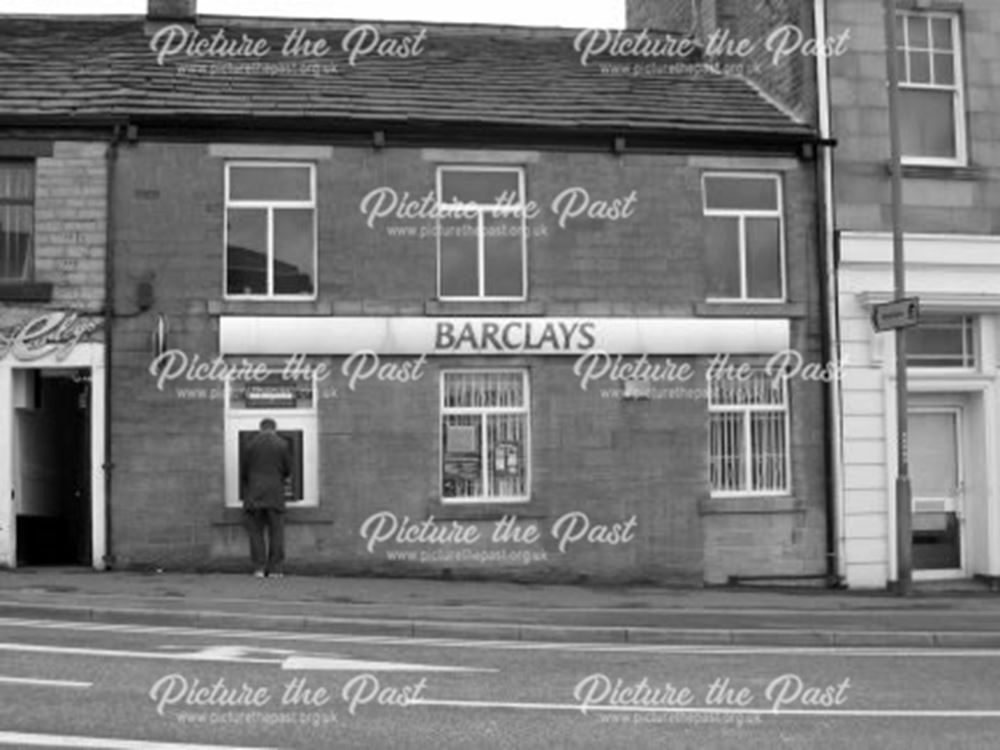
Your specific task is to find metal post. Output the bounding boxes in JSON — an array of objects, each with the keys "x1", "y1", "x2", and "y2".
[{"x1": 884, "y1": 0, "x2": 912, "y2": 594}]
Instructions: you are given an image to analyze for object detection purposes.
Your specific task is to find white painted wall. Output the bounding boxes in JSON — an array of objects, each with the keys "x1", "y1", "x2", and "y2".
[{"x1": 838, "y1": 232, "x2": 1000, "y2": 588}]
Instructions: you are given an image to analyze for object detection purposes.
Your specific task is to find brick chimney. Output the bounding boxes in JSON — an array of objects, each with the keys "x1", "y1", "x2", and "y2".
[
  {"x1": 627, "y1": 0, "x2": 697, "y2": 33},
  {"x1": 147, "y1": 0, "x2": 197, "y2": 22},
  {"x1": 625, "y1": 0, "x2": 817, "y2": 124}
]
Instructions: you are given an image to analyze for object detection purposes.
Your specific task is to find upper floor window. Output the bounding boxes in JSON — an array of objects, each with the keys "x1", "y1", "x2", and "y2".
[
  {"x1": 702, "y1": 173, "x2": 785, "y2": 302},
  {"x1": 436, "y1": 166, "x2": 526, "y2": 300},
  {"x1": 225, "y1": 162, "x2": 316, "y2": 298},
  {"x1": 906, "y1": 315, "x2": 976, "y2": 368},
  {"x1": 0, "y1": 162, "x2": 34, "y2": 282},
  {"x1": 897, "y1": 11, "x2": 966, "y2": 165}
]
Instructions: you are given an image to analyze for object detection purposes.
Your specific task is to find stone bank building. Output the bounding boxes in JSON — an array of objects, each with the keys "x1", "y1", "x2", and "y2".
[{"x1": 1, "y1": 2, "x2": 831, "y2": 584}]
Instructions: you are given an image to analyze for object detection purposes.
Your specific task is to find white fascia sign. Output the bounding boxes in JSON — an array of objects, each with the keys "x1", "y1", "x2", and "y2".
[{"x1": 220, "y1": 316, "x2": 790, "y2": 356}]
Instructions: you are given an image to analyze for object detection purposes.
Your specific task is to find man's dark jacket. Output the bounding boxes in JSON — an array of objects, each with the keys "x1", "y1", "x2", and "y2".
[{"x1": 240, "y1": 431, "x2": 292, "y2": 510}]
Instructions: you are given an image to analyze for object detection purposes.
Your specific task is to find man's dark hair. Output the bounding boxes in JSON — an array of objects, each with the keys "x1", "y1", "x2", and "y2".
[{"x1": 259, "y1": 418, "x2": 277, "y2": 431}]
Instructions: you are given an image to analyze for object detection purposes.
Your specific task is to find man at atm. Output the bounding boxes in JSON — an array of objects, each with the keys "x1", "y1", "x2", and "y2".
[{"x1": 240, "y1": 417, "x2": 293, "y2": 578}]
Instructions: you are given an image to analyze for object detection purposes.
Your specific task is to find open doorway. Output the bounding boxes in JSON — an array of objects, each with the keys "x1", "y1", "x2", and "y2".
[{"x1": 13, "y1": 369, "x2": 91, "y2": 566}]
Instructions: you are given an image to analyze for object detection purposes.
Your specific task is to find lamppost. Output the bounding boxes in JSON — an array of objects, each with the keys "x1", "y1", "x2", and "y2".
[{"x1": 883, "y1": 0, "x2": 912, "y2": 595}]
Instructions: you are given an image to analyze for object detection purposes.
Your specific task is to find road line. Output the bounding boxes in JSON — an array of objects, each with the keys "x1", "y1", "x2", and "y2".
[
  {"x1": 282, "y1": 655, "x2": 495, "y2": 672},
  {"x1": 0, "y1": 643, "x2": 277, "y2": 664},
  {"x1": 0, "y1": 675, "x2": 91, "y2": 688},
  {"x1": 0, "y1": 732, "x2": 286, "y2": 749},
  {"x1": 0, "y1": 640, "x2": 494, "y2": 673},
  {"x1": 2, "y1": 617, "x2": 1000, "y2": 657},
  {"x1": 410, "y1": 698, "x2": 1000, "y2": 719}
]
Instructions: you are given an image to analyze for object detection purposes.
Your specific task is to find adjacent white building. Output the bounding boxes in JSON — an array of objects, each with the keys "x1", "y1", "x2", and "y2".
[{"x1": 839, "y1": 233, "x2": 1000, "y2": 588}]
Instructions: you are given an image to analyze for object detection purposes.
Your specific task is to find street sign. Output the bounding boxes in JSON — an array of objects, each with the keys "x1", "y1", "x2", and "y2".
[{"x1": 872, "y1": 297, "x2": 919, "y2": 332}]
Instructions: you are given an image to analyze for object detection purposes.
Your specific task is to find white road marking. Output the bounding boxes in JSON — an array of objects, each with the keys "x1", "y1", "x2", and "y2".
[
  {"x1": 0, "y1": 643, "x2": 277, "y2": 664},
  {"x1": 282, "y1": 655, "x2": 494, "y2": 672},
  {"x1": 410, "y1": 697, "x2": 1000, "y2": 719},
  {"x1": 163, "y1": 645, "x2": 297, "y2": 661},
  {"x1": 0, "y1": 732, "x2": 286, "y2": 749},
  {"x1": 0, "y1": 675, "x2": 91, "y2": 688},
  {"x1": 1, "y1": 617, "x2": 999, "y2": 657},
  {"x1": 0, "y1": 639, "x2": 494, "y2": 674}
]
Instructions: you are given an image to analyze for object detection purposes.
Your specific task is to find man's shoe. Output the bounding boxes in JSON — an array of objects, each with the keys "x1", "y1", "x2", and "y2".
[{"x1": 253, "y1": 569, "x2": 266, "y2": 578}]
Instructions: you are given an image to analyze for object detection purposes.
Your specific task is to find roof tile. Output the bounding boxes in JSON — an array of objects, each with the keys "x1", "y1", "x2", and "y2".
[{"x1": 0, "y1": 16, "x2": 813, "y2": 138}]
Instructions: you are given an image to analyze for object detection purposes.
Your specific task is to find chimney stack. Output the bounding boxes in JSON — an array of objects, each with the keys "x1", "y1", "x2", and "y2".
[
  {"x1": 624, "y1": 0, "x2": 817, "y2": 125},
  {"x1": 147, "y1": 0, "x2": 197, "y2": 22},
  {"x1": 627, "y1": 0, "x2": 698, "y2": 33}
]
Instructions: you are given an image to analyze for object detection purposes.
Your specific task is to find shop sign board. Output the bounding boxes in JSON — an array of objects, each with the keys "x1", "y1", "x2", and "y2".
[
  {"x1": 0, "y1": 312, "x2": 102, "y2": 362},
  {"x1": 220, "y1": 316, "x2": 790, "y2": 356}
]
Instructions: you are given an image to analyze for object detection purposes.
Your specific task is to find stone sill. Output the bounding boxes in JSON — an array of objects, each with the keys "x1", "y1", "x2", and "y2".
[
  {"x1": 208, "y1": 300, "x2": 332, "y2": 316},
  {"x1": 0, "y1": 282, "x2": 54, "y2": 302},
  {"x1": 424, "y1": 300, "x2": 546, "y2": 316},
  {"x1": 893, "y1": 163, "x2": 987, "y2": 181},
  {"x1": 211, "y1": 506, "x2": 335, "y2": 526},
  {"x1": 695, "y1": 302, "x2": 806, "y2": 318},
  {"x1": 699, "y1": 495, "x2": 801, "y2": 515},
  {"x1": 426, "y1": 498, "x2": 548, "y2": 522}
]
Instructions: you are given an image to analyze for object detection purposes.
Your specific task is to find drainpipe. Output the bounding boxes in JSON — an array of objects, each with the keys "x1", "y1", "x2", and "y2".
[
  {"x1": 814, "y1": 0, "x2": 845, "y2": 586},
  {"x1": 102, "y1": 123, "x2": 124, "y2": 570}
]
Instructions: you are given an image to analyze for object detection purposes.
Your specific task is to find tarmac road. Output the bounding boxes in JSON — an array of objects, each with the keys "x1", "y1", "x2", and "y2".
[{"x1": 1, "y1": 615, "x2": 999, "y2": 750}]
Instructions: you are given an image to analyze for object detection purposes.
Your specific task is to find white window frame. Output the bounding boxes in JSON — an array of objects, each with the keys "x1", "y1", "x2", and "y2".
[
  {"x1": 897, "y1": 10, "x2": 967, "y2": 167},
  {"x1": 223, "y1": 161, "x2": 318, "y2": 300},
  {"x1": 435, "y1": 165, "x2": 528, "y2": 301},
  {"x1": 224, "y1": 367, "x2": 319, "y2": 508},
  {"x1": 906, "y1": 314, "x2": 977, "y2": 371},
  {"x1": 708, "y1": 369, "x2": 791, "y2": 497},
  {"x1": 439, "y1": 368, "x2": 531, "y2": 504},
  {"x1": 702, "y1": 172, "x2": 786, "y2": 303}
]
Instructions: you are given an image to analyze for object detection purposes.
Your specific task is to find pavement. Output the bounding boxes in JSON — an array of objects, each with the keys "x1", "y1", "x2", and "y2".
[{"x1": 1, "y1": 567, "x2": 999, "y2": 648}]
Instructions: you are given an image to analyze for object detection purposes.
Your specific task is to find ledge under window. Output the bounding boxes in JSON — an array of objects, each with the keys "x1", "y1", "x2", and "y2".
[
  {"x1": 207, "y1": 299, "x2": 332, "y2": 316},
  {"x1": 211, "y1": 506, "x2": 335, "y2": 526},
  {"x1": 425, "y1": 300, "x2": 546, "y2": 316},
  {"x1": 695, "y1": 302, "x2": 806, "y2": 318},
  {"x1": 0, "y1": 282, "x2": 53, "y2": 302},
  {"x1": 699, "y1": 495, "x2": 800, "y2": 515},
  {"x1": 426, "y1": 496, "x2": 548, "y2": 522},
  {"x1": 892, "y1": 163, "x2": 986, "y2": 181}
]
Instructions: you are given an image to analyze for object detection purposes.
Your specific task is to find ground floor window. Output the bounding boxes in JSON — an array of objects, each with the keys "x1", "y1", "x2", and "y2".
[
  {"x1": 906, "y1": 314, "x2": 976, "y2": 368},
  {"x1": 708, "y1": 369, "x2": 789, "y2": 495},
  {"x1": 440, "y1": 369, "x2": 529, "y2": 503}
]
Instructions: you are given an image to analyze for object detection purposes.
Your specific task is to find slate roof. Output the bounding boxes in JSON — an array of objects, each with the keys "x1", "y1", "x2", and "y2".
[{"x1": 0, "y1": 16, "x2": 814, "y2": 140}]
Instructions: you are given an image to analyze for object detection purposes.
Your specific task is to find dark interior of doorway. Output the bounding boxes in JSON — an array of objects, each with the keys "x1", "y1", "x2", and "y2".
[{"x1": 15, "y1": 370, "x2": 91, "y2": 566}]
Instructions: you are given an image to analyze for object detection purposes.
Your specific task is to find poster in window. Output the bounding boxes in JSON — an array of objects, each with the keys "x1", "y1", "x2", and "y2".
[
  {"x1": 494, "y1": 441, "x2": 520, "y2": 475},
  {"x1": 446, "y1": 424, "x2": 477, "y2": 453}
]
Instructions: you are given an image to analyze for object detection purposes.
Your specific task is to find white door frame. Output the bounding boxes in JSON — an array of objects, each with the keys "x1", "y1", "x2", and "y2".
[
  {"x1": 884, "y1": 377, "x2": 997, "y2": 582},
  {"x1": 0, "y1": 344, "x2": 106, "y2": 570},
  {"x1": 908, "y1": 404, "x2": 966, "y2": 580}
]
